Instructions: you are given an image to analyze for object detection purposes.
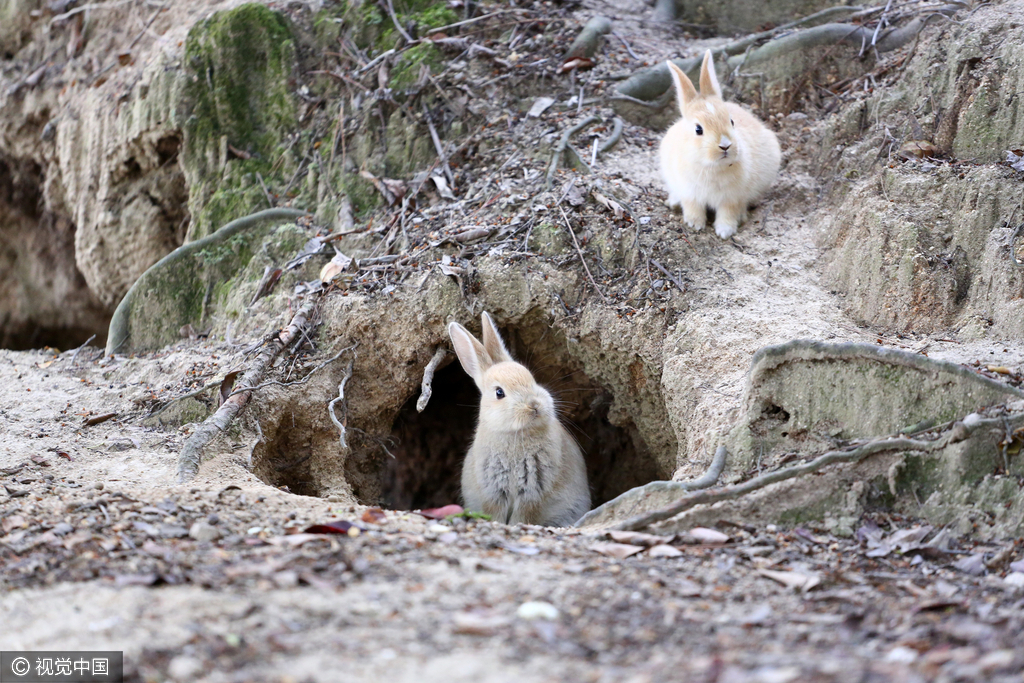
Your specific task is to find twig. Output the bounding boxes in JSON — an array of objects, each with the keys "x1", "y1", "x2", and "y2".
[
  {"x1": 71, "y1": 334, "x2": 97, "y2": 366},
  {"x1": 611, "y1": 31, "x2": 640, "y2": 60},
  {"x1": 51, "y1": 0, "x2": 140, "y2": 24},
  {"x1": 427, "y1": 9, "x2": 530, "y2": 35},
  {"x1": 559, "y1": 206, "x2": 609, "y2": 304},
  {"x1": 608, "y1": 434, "x2": 961, "y2": 532},
  {"x1": 546, "y1": 115, "x2": 599, "y2": 189},
  {"x1": 355, "y1": 49, "x2": 395, "y2": 76},
  {"x1": 651, "y1": 259, "x2": 686, "y2": 293},
  {"x1": 382, "y1": 0, "x2": 415, "y2": 44},
  {"x1": 225, "y1": 345, "x2": 354, "y2": 398},
  {"x1": 423, "y1": 103, "x2": 455, "y2": 186},
  {"x1": 255, "y1": 172, "x2": 274, "y2": 208},
  {"x1": 177, "y1": 298, "x2": 318, "y2": 482},
  {"x1": 416, "y1": 347, "x2": 448, "y2": 412},
  {"x1": 328, "y1": 358, "x2": 356, "y2": 449},
  {"x1": 575, "y1": 446, "x2": 727, "y2": 526}
]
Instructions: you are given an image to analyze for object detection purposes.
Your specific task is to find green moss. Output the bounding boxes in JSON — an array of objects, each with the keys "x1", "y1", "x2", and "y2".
[
  {"x1": 389, "y1": 42, "x2": 443, "y2": 90},
  {"x1": 340, "y1": 172, "x2": 381, "y2": 217},
  {"x1": 354, "y1": 3, "x2": 386, "y2": 49},
  {"x1": 313, "y1": 1, "x2": 349, "y2": 47},
  {"x1": 180, "y1": 3, "x2": 299, "y2": 237}
]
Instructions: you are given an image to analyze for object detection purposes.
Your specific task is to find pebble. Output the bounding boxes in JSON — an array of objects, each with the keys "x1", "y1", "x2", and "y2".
[
  {"x1": 188, "y1": 521, "x2": 221, "y2": 543},
  {"x1": 427, "y1": 523, "x2": 450, "y2": 534},
  {"x1": 1003, "y1": 572, "x2": 1024, "y2": 588},
  {"x1": 167, "y1": 655, "x2": 203, "y2": 682},
  {"x1": 51, "y1": 522, "x2": 73, "y2": 536},
  {"x1": 516, "y1": 601, "x2": 559, "y2": 621},
  {"x1": 207, "y1": 513, "x2": 220, "y2": 525}
]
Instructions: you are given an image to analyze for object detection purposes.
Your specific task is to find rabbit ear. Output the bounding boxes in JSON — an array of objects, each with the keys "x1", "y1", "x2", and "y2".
[
  {"x1": 699, "y1": 50, "x2": 722, "y2": 99},
  {"x1": 480, "y1": 312, "x2": 513, "y2": 364},
  {"x1": 667, "y1": 60, "x2": 698, "y2": 114},
  {"x1": 448, "y1": 322, "x2": 491, "y2": 390}
]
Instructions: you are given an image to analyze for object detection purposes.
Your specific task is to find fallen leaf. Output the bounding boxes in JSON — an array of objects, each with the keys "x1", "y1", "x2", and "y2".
[
  {"x1": 758, "y1": 568, "x2": 821, "y2": 591},
  {"x1": 453, "y1": 227, "x2": 493, "y2": 243},
  {"x1": 647, "y1": 544, "x2": 683, "y2": 558},
  {"x1": 590, "y1": 541, "x2": 644, "y2": 559},
  {"x1": 432, "y1": 174, "x2": 456, "y2": 200},
  {"x1": 558, "y1": 57, "x2": 596, "y2": 73},
  {"x1": 83, "y1": 412, "x2": 117, "y2": 426},
  {"x1": 319, "y1": 251, "x2": 354, "y2": 283},
  {"x1": 218, "y1": 371, "x2": 240, "y2": 407},
  {"x1": 683, "y1": 527, "x2": 730, "y2": 544},
  {"x1": 304, "y1": 520, "x2": 364, "y2": 535},
  {"x1": 36, "y1": 360, "x2": 54, "y2": 369},
  {"x1": 57, "y1": 451, "x2": 73, "y2": 461},
  {"x1": 527, "y1": 96, "x2": 555, "y2": 118},
  {"x1": 117, "y1": 51, "x2": 132, "y2": 66},
  {"x1": 285, "y1": 236, "x2": 327, "y2": 270},
  {"x1": 361, "y1": 507, "x2": 387, "y2": 524},
  {"x1": 606, "y1": 530, "x2": 674, "y2": 546},
  {"x1": 592, "y1": 190, "x2": 626, "y2": 219},
  {"x1": 417, "y1": 504, "x2": 464, "y2": 520},
  {"x1": 30, "y1": 455, "x2": 50, "y2": 467},
  {"x1": 1007, "y1": 149, "x2": 1024, "y2": 173},
  {"x1": 953, "y1": 552, "x2": 986, "y2": 576},
  {"x1": 899, "y1": 140, "x2": 939, "y2": 160}
]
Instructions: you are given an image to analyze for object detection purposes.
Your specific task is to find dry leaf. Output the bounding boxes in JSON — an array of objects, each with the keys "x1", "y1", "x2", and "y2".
[
  {"x1": 591, "y1": 541, "x2": 645, "y2": 559},
  {"x1": 527, "y1": 97, "x2": 555, "y2": 118},
  {"x1": 758, "y1": 568, "x2": 821, "y2": 591},
  {"x1": 647, "y1": 544, "x2": 684, "y2": 558},
  {"x1": 606, "y1": 530, "x2": 674, "y2": 546},
  {"x1": 361, "y1": 507, "x2": 387, "y2": 524},
  {"x1": 432, "y1": 174, "x2": 456, "y2": 200},
  {"x1": 558, "y1": 57, "x2": 596, "y2": 73},
  {"x1": 417, "y1": 504, "x2": 464, "y2": 520},
  {"x1": 899, "y1": 140, "x2": 938, "y2": 160},
  {"x1": 685, "y1": 527, "x2": 730, "y2": 544},
  {"x1": 319, "y1": 251, "x2": 353, "y2": 283},
  {"x1": 453, "y1": 227, "x2": 492, "y2": 243},
  {"x1": 592, "y1": 190, "x2": 625, "y2": 219}
]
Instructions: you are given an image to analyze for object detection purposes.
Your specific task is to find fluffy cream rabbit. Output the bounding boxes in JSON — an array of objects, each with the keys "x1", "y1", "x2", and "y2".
[
  {"x1": 447, "y1": 313, "x2": 590, "y2": 527},
  {"x1": 659, "y1": 50, "x2": 781, "y2": 239}
]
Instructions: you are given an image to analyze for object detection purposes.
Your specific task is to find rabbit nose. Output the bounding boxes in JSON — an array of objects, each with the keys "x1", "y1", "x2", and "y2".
[
  {"x1": 719, "y1": 136, "x2": 732, "y2": 151},
  {"x1": 527, "y1": 399, "x2": 541, "y2": 414}
]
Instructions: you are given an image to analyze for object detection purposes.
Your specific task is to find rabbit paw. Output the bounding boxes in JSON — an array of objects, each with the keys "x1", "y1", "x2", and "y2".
[
  {"x1": 682, "y1": 202, "x2": 706, "y2": 231},
  {"x1": 714, "y1": 220, "x2": 738, "y2": 239}
]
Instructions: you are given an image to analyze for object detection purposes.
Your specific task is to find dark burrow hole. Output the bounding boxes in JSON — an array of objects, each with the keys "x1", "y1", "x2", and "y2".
[{"x1": 372, "y1": 326, "x2": 662, "y2": 513}]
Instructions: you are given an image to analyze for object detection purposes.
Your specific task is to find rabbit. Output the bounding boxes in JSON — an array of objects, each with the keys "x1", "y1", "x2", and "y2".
[
  {"x1": 659, "y1": 50, "x2": 781, "y2": 239},
  {"x1": 447, "y1": 312, "x2": 591, "y2": 527}
]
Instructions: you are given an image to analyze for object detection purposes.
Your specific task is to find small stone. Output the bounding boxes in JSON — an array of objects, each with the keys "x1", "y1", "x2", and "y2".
[
  {"x1": 427, "y1": 523, "x2": 450, "y2": 534},
  {"x1": 962, "y1": 412, "x2": 983, "y2": 428},
  {"x1": 1003, "y1": 572, "x2": 1024, "y2": 588},
  {"x1": 272, "y1": 570, "x2": 299, "y2": 588},
  {"x1": 977, "y1": 649, "x2": 1015, "y2": 672},
  {"x1": 167, "y1": 655, "x2": 203, "y2": 682},
  {"x1": 189, "y1": 521, "x2": 221, "y2": 543},
  {"x1": 159, "y1": 524, "x2": 189, "y2": 539},
  {"x1": 884, "y1": 646, "x2": 919, "y2": 663},
  {"x1": 207, "y1": 513, "x2": 220, "y2": 525},
  {"x1": 516, "y1": 601, "x2": 559, "y2": 621},
  {"x1": 766, "y1": 524, "x2": 778, "y2": 533},
  {"x1": 51, "y1": 522, "x2": 73, "y2": 536}
]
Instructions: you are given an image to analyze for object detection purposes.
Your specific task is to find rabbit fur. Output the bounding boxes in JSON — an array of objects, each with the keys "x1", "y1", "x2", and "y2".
[
  {"x1": 659, "y1": 50, "x2": 781, "y2": 239},
  {"x1": 447, "y1": 313, "x2": 591, "y2": 527}
]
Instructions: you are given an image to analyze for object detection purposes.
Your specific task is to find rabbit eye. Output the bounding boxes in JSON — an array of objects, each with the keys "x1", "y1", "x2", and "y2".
[
  {"x1": 495, "y1": 387, "x2": 505, "y2": 399},
  {"x1": 730, "y1": 118, "x2": 734, "y2": 126},
  {"x1": 695, "y1": 124, "x2": 703, "y2": 136}
]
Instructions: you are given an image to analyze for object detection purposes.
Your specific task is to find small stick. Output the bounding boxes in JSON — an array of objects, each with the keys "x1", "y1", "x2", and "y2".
[
  {"x1": 651, "y1": 259, "x2": 685, "y2": 293},
  {"x1": 427, "y1": 9, "x2": 530, "y2": 35},
  {"x1": 423, "y1": 102, "x2": 455, "y2": 186},
  {"x1": 224, "y1": 345, "x2": 354, "y2": 398},
  {"x1": 70, "y1": 334, "x2": 97, "y2": 366},
  {"x1": 416, "y1": 347, "x2": 448, "y2": 412},
  {"x1": 330, "y1": 101, "x2": 345, "y2": 171},
  {"x1": 559, "y1": 206, "x2": 609, "y2": 304},
  {"x1": 328, "y1": 358, "x2": 356, "y2": 449},
  {"x1": 255, "y1": 172, "x2": 274, "y2": 208},
  {"x1": 383, "y1": 0, "x2": 415, "y2": 44},
  {"x1": 612, "y1": 31, "x2": 640, "y2": 60},
  {"x1": 51, "y1": 0, "x2": 137, "y2": 24}
]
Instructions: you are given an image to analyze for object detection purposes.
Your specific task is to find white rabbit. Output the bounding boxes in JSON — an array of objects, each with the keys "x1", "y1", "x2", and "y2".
[
  {"x1": 659, "y1": 50, "x2": 781, "y2": 239},
  {"x1": 447, "y1": 312, "x2": 590, "y2": 526}
]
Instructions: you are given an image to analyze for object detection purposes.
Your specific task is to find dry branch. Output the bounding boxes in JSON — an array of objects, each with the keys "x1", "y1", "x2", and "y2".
[
  {"x1": 177, "y1": 298, "x2": 318, "y2": 482},
  {"x1": 416, "y1": 347, "x2": 449, "y2": 412},
  {"x1": 328, "y1": 358, "x2": 356, "y2": 449}
]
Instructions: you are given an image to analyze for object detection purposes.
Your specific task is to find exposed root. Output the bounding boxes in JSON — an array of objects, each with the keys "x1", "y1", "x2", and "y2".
[
  {"x1": 559, "y1": 206, "x2": 609, "y2": 304},
  {"x1": 177, "y1": 297, "x2": 319, "y2": 483},
  {"x1": 597, "y1": 117, "x2": 624, "y2": 155},
  {"x1": 546, "y1": 115, "x2": 599, "y2": 189},
  {"x1": 563, "y1": 16, "x2": 612, "y2": 61},
  {"x1": 328, "y1": 357, "x2": 357, "y2": 450},
  {"x1": 416, "y1": 347, "x2": 449, "y2": 413},
  {"x1": 604, "y1": 412, "x2": 1019, "y2": 532},
  {"x1": 575, "y1": 446, "x2": 726, "y2": 527},
  {"x1": 106, "y1": 208, "x2": 308, "y2": 355}
]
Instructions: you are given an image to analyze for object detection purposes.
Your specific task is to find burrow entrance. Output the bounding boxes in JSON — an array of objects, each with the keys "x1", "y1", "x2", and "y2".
[
  {"x1": 375, "y1": 323, "x2": 662, "y2": 512},
  {"x1": 251, "y1": 320, "x2": 666, "y2": 519}
]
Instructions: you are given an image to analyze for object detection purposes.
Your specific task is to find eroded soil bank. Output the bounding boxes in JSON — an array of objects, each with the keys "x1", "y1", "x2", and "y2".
[{"x1": 2, "y1": 0, "x2": 1024, "y2": 679}]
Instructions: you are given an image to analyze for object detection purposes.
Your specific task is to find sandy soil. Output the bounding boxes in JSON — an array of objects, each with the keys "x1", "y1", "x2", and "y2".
[{"x1": 3, "y1": 0, "x2": 1024, "y2": 681}]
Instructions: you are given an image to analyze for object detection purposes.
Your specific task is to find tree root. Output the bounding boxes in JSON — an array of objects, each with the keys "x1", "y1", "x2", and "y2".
[
  {"x1": 575, "y1": 446, "x2": 726, "y2": 527},
  {"x1": 612, "y1": 6, "x2": 958, "y2": 125},
  {"x1": 177, "y1": 297, "x2": 319, "y2": 483},
  {"x1": 600, "y1": 411, "x2": 1019, "y2": 532},
  {"x1": 546, "y1": 115, "x2": 599, "y2": 189},
  {"x1": 563, "y1": 16, "x2": 612, "y2": 61},
  {"x1": 106, "y1": 208, "x2": 308, "y2": 355},
  {"x1": 416, "y1": 347, "x2": 449, "y2": 412},
  {"x1": 328, "y1": 357, "x2": 356, "y2": 450},
  {"x1": 598, "y1": 117, "x2": 623, "y2": 155}
]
